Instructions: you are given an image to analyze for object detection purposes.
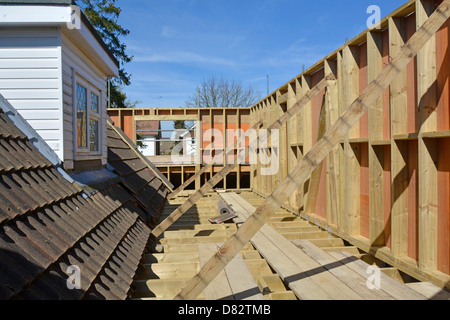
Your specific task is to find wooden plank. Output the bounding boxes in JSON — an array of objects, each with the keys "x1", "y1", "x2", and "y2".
[
  {"x1": 151, "y1": 75, "x2": 334, "y2": 238},
  {"x1": 328, "y1": 251, "x2": 427, "y2": 300},
  {"x1": 223, "y1": 193, "x2": 363, "y2": 300},
  {"x1": 324, "y1": 59, "x2": 340, "y2": 226},
  {"x1": 345, "y1": 142, "x2": 361, "y2": 236},
  {"x1": 134, "y1": 115, "x2": 199, "y2": 121},
  {"x1": 405, "y1": 282, "x2": 450, "y2": 300},
  {"x1": 219, "y1": 194, "x2": 334, "y2": 300},
  {"x1": 367, "y1": 30, "x2": 387, "y2": 246},
  {"x1": 343, "y1": 45, "x2": 360, "y2": 139},
  {"x1": 223, "y1": 247, "x2": 265, "y2": 300},
  {"x1": 417, "y1": 0, "x2": 439, "y2": 272},
  {"x1": 198, "y1": 243, "x2": 234, "y2": 300},
  {"x1": 305, "y1": 93, "x2": 328, "y2": 214},
  {"x1": 169, "y1": 165, "x2": 212, "y2": 200},
  {"x1": 418, "y1": 137, "x2": 438, "y2": 270},
  {"x1": 389, "y1": 16, "x2": 408, "y2": 136},
  {"x1": 391, "y1": 140, "x2": 410, "y2": 257},
  {"x1": 296, "y1": 240, "x2": 394, "y2": 299},
  {"x1": 168, "y1": 120, "x2": 263, "y2": 199},
  {"x1": 417, "y1": 0, "x2": 438, "y2": 133},
  {"x1": 173, "y1": 2, "x2": 450, "y2": 299},
  {"x1": 368, "y1": 31, "x2": 384, "y2": 142}
]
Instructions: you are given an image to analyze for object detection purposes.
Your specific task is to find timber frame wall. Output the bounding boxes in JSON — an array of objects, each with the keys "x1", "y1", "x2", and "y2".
[
  {"x1": 250, "y1": 0, "x2": 450, "y2": 288},
  {"x1": 106, "y1": 0, "x2": 449, "y2": 289},
  {"x1": 107, "y1": 107, "x2": 253, "y2": 191}
]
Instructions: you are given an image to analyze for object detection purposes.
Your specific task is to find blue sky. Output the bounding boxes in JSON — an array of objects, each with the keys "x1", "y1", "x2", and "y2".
[{"x1": 118, "y1": 0, "x2": 407, "y2": 109}]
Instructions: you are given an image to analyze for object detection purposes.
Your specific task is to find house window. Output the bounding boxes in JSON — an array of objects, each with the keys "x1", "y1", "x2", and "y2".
[
  {"x1": 90, "y1": 119, "x2": 99, "y2": 151},
  {"x1": 76, "y1": 83, "x2": 87, "y2": 148},
  {"x1": 75, "y1": 77, "x2": 101, "y2": 154},
  {"x1": 91, "y1": 92, "x2": 99, "y2": 113}
]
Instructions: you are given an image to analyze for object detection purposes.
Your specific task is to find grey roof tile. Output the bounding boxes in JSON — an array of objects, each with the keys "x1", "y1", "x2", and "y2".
[{"x1": 0, "y1": 105, "x2": 168, "y2": 300}]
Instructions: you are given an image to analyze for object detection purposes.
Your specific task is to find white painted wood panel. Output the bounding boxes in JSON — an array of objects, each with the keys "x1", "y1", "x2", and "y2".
[{"x1": 0, "y1": 27, "x2": 63, "y2": 160}]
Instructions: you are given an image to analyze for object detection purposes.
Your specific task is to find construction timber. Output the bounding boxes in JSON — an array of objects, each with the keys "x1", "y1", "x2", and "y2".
[{"x1": 113, "y1": 0, "x2": 450, "y2": 297}]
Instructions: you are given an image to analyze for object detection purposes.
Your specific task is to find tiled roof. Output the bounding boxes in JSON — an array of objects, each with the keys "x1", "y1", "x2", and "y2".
[
  {"x1": 107, "y1": 123, "x2": 169, "y2": 228},
  {"x1": 136, "y1": 120, "x2": 160, "y2": 137},
  {"x1": 0, "y1": 106, "x2": 152, "y2": 300}
]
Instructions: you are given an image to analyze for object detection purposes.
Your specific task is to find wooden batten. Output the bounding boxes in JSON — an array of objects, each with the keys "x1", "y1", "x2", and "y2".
[
  {"x1": 417, "y1": 0, "x2": 439, "y2": 272},
  {"x1": 151, "y1": 77, "x2": 332, "y2": 238},
  {"x1": 174, "y1": 0, "x2": 450, "y2": 299}
]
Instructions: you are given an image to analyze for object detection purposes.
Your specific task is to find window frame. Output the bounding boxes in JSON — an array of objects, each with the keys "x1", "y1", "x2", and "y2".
[{"x1": 74, "y1": 75, "x2": 102, "y2": 156}]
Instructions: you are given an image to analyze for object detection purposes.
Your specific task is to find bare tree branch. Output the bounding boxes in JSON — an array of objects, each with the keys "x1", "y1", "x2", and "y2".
[{"x1": 186, "y1": 76, "x2": 261, "y2": 108}]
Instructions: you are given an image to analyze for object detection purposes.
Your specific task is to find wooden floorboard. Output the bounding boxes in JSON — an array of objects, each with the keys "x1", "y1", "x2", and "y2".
[{"x1": 221, "y1": 192, "x2": 429, "y2": 300}]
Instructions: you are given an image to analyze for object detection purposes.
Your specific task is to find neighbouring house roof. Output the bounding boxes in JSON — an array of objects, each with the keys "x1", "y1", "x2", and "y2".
[
  {"x1": 136, "y1": 120, "x2": 161, "y2": 137},
  {"x1": 159, "y1": 139, "x2": 177, "y2": 155},
  {"x1": 0, "y1": 96, "x2": 169, "y2": 300}
]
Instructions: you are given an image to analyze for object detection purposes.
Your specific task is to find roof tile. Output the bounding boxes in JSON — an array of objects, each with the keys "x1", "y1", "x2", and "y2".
[{"x1": 0, "y1": 101, "x2": 169, "y2": 299}]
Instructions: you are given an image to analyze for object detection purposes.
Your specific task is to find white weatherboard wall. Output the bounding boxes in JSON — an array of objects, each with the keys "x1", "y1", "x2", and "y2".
[{"x1": 0, "y1": 27, "x2": 64, "y2": 159}]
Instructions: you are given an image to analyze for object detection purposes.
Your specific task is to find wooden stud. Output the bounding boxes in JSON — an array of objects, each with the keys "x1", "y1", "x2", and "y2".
[
  {"x1": 324, "y1": 59, "x2": 340, "y2": 226},
  {"x1": 368, "y1": 31, "x2": 384, "y2": 142},
  {"x1": 417, "y1": 0, "x2": 439, "y2": 271},
  {"x1": 342, "y1": 45, "x2": 360, "y2": 139},
  {"x1": 305, "y1": 94, "x2": 327, "y2": 215},
  {"x1": 367, "y1": 30, "x2": 386, "y2": 246},
  {"x1": 174, "y1": 2, "x2": 450, "y2": 298},
  {"x1": 389, "y1": 16, "x2": 408, "y2": 136},
  {"x1": 151, "y1": 76, "x2": 334, "y2": 239}
]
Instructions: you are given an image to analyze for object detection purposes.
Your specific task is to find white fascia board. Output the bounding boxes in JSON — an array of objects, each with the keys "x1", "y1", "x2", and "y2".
[
  {"x1": 0, "y1": 5, "x2": 119, "y2": 78},
  {"x1": 0, "y1": 5, "x2": 71, "y2": 25}
]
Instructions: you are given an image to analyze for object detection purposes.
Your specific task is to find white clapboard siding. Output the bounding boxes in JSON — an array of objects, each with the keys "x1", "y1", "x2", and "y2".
[
  {"x1": 6, "y1": 99, "x2": 60, "y2": 110},
  {"x1": 0, "y1": 89, "x2": 61, "y2": 100},
  {"x1": 17, "y1": 109, "x2": 60, "y2": 121},
  {"x1": 0, "y1": 79, "x2": 60, "y2": 89},
  {"x1": 36, "y1": 129, "x2": 60, "y2": 141},
  {"x1": 0, "y1": 58, "x2": 60, "y2": 69},
  {"x1": 0, "y1": 68, "x2": 59, "y2": 79},
  {"x1": 0, "y1": 47, "x2": 60, "y2": 59},
  {"x1": 0, "y1": 27, "x2": 63, "y2": 160},
  {"x1": 26, "y1": 119, "x2": 61, "y2": 131}
]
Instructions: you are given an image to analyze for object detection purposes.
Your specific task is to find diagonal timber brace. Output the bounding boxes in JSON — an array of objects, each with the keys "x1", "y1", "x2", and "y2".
[
  {"x1": 150, "y1": 74, "x2": 335, "y2": 239},
  {"x1": 174, "y1": 0, "x2": 450, "y2": 300}
]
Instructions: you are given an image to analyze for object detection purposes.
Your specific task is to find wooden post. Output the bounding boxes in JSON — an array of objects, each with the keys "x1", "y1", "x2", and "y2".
[
  {"x1": 174, "y1": 1, "x2": 450, "y2": 299},
  {"x1": 389, "y1": 15, "x2": 409, "y2": 258},
  {"x1": 417, "y1": 0, "x2": 439, "y2": 272},
  {"x1": 305, "y1": 93, "x2": 328, "y2": 214},
  {"x1": 342, "y1": 43, "x2": 361, "y2": 236},
  {"x1": 324, "y1": 59, "x2": 340, "y2": 226},
  {"x1": 151, "y1": 75, "x2": 334, "y2": 239},
  {"x1": 367, "y1": 30, "x2": 386, "y2": 246},
  {"x1": 168, "y1": 118, "x2": 264, "y2": 199},
  {"x1": 168, "y1": 164, "x2": 213, "y2": 199}
]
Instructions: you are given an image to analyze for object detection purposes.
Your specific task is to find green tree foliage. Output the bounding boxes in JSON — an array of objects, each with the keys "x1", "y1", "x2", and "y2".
[
  {"x1": 76, "y1": 0, "x2": 132, "y2": 108},
  {"x1": 174, "y1": 120, "x2": 186, "y2": 130}
]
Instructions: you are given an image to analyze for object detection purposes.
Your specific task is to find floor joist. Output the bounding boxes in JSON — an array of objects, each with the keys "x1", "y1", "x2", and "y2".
[{"x1": 173, "y1": 2, "x2": 450, "y2": 299}]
